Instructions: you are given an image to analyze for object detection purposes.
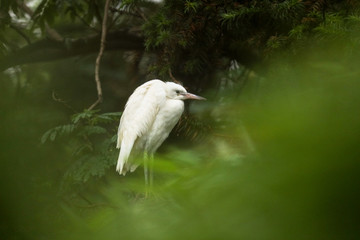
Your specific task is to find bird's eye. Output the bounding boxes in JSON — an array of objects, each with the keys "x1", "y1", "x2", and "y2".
[{"x1": 175, "y1": 90, "x2": 180, "y2": 94}]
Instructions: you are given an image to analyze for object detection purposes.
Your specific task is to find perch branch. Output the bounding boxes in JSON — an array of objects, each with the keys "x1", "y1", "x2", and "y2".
[{"x1": 88, "y1": 0, "x2": 111, "y2": 110}]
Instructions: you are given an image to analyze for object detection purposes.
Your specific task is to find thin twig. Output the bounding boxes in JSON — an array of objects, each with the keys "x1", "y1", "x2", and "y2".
[
  {"x1": 52, "y1": 91, "x2": 77, "y2": 113},
  {"x1": 44, "y1": 24, "x2": 64, "y2": 41},
  {"x1": 78, "y1": 192, "x2": 93, "y2": 205},
  {"x1": 135, "y1": 6, "x2": 148, "y2": 21},
  {"x1": 88, "y1": 0, "x2": 111, "y2": 110},
  {"x1": 168, "y1": 68, "x2": 182, "y2": 85},
  {"x1": 73, "y1": 11, "x2": 99, "y2": 32},
  {"x1": 16, "y1": 0, "x2": 63, "y2": 42}
]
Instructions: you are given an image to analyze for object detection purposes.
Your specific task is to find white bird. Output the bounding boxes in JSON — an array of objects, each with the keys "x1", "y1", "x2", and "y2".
[{"x1": 116, "y1": 79, "x2": 205, "y2": 187}]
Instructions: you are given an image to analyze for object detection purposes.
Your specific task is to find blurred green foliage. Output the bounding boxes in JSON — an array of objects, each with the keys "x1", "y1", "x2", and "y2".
[
  {"x1": 1, "y1": 1, "x2": 360, "y2": 240},
  {"x1": 41, "y1": 110, "x2": 121, "y2": 191},
  {"x1": 2, "y1": 36, "x2": 360, "y2": 239}
]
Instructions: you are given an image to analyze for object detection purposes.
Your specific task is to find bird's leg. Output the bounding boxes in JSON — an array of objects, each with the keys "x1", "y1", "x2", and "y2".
[
  {"x1": 144, "y1": 152, "x2": 149, "y2": 197},
  {"x1": 149, "y1": 154, "x2": 154, "y2": 189}
]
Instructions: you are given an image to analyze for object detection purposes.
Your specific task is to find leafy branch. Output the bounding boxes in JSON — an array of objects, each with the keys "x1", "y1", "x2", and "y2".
[{"x1": 41, "y1": 109, "x2": 121, "y2": 191}]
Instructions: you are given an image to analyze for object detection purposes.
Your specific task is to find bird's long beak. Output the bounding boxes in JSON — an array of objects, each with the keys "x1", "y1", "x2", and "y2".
[{"x1": 183, "y1": 93, "x2": 206, "y2": 100}]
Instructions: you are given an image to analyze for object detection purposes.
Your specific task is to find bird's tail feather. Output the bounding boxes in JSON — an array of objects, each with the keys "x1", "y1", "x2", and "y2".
[{"x1": 116, "y1": 133, "x2": 136, "y2": 175}]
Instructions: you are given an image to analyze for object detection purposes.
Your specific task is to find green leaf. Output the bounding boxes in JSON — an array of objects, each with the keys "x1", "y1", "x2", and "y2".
[
  {"x1": 184, "y1": 1, "x2": 200, "y2": 13},
  {"x1": 61, "y1": 124, "x2": 76, "y2": 135},
  {"x1": 101, "y1": 112, "x2": 122, "y2": 117},
  {"x1": 71, "y1": 109, "x2": 99, "y2": 124},
  {"x1": 78, "y1": 126, "x2": 107, "y2": 136},
  {"x1": 41, "y1": 129, "x2": 52, "y2": 144},
  {"x1": 49, "y1": 130, "x2": 57, "y2": 141}
]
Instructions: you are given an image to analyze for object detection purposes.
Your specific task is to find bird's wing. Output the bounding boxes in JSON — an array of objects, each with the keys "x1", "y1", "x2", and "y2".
[
  {"x1": 116, "y1": 80, "x2": 166, "y2": 174},
  {"x1": 117, "y1": 80, "x2": 166, "y2": 145}
]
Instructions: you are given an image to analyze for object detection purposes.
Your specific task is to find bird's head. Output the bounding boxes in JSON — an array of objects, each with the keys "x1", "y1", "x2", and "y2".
[{"x1": 165, "y1": 82, "x2": 206, "y2": 101}]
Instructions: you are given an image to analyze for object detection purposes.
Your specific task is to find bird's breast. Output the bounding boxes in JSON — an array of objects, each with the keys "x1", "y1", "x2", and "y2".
[
  {"x1": 142, "y1": 99, "x2": 184, "y2": 153},
  {"x1": 154, "y1": 99, "x2": 184, "y2": 130}
]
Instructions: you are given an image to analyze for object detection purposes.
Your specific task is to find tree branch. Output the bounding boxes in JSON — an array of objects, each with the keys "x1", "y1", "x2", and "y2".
[
  {"x1": 0, "y1": 31, "x2": 144, "y2": 72},
  {"x1": 88, "y1": 0, "x2": 111, "y2": 110},
  {"x1": 52, "y1": 91, "x2": 77, "y2": 113},
  {"x1": 168, "y1": 68, "x2": 182, "y2": 85},
  {"x1": 16, "y1": 0, "x2": 63, "y2": 42},
  {"x1": 72, "y1": 11, "x2": 99, "y2": 32},
  {"x1": 135, "y1": 6, "x2": 148, "y2": 21}
]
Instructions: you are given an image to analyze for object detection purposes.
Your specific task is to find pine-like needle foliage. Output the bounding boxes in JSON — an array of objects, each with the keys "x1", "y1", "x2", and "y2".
[{"x1": 141, "y1": 0, "x2": 360, "y2": 87}]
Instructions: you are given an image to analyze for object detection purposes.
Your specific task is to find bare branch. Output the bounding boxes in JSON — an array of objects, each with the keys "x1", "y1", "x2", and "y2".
[
  {"x1": 88, "y1": 0, "x2": 111, "y2": 110},
  {"x1": 88, "y1": 98, "x2": 102, "y2": 111},
  {"x1": 52, "y1": 91, "x2": 77, "y2": 113},
  {"x1": 135, "y1": 6, "x2": 148, "y2": 21},
  {"x1": 44, "y1": 24, "x2": 64, "y2": 42},
  {"x1": 168, "y1": 68, "x2": 182, "y2": 85},
  {"x1": 73, "y1": 11, "x2": 99, "y2": 32},
  {"x1": 0, "y1": 30, "x2": 144, "y2": 72}
]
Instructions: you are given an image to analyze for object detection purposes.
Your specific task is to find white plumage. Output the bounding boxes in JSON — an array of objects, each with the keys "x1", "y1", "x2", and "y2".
[{"x1": 116, "y1": 79, "x2": 205, "y2": 178}]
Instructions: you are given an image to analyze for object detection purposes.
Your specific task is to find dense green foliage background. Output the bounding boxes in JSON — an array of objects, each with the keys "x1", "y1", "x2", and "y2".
[{"x1": 1, "y1": 0, "x2": 360, "y2": 239}]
